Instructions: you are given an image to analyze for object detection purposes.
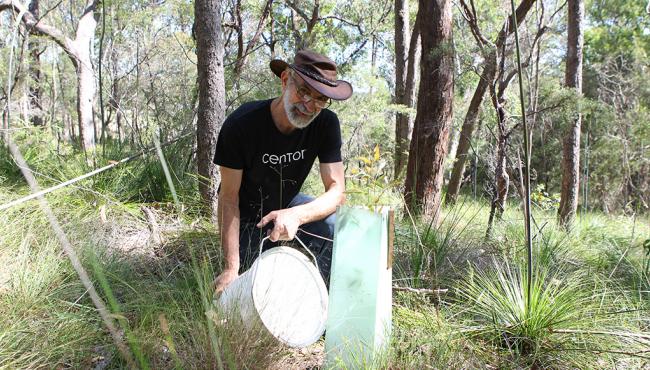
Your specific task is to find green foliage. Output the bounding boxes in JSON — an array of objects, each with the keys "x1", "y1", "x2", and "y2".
[
  {"x1": 530, "y1": 184, "x2": 560, "y2": 211},
  {"x1": 346, "y1": 144, "x2": 401, "y2": 206},
  {"x1": 3, "y1": 0, "x2": 650, "y2": 367},
  {"x1": 458, "y1": 262, "x2": 588, "y2": 360},
  {"x1": 584, "y1": 0, "x2": 650, "y2": 66}
]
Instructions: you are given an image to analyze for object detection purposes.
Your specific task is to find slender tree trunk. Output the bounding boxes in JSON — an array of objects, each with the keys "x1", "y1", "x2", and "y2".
[
  {"x1": 109, "y1": 28, "x2": 122, "y2": 143},
  {"x1": 395, "y1": 13, "x2": 421, "y2": 178},
  {"x1": 233, "y1": 0, "x2": 273, "y2": 83},
  {"x1": 71, "y1": 0, "x2": 98, "y2": 151},
  {"x1": 195, "y1": 0, "x2": 226, "y2": 218},
  {"x1": 76, "y1": 52, "x2": 95, "y2": 151},
  {"x1": 404, "y1": 20, "x2": 421, "y2": 143},
  {"x1": 558, "y1": 0, "x2": 584, "y2": 228},
  {"x1": 446, "y1": 51, "x2": 496, "y2": 204},
  {"x1": 491, "y1": 95, "x2": 510, "y2": 221},
  {"x1": 1, "y1": 109, "x2": 8, "y2": 143},
  {"x1": 133, "y1": 40, "x2": 140, "y2": 146},
  {"x1": 446, "y1": 0, "x2": 536, "y2": 204},
  {"x1": 404, "y1": 0, "x2": 454, "y2": 220},
  {"x1": 394, "y1": 0, "x2": 408, "y2": 177},
  {"x1": 27, "y1": 0, "x2": 43, "y2": 126}
]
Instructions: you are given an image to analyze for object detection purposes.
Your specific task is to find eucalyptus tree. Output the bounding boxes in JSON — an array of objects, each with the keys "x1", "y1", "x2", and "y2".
[
  {"x1": 393, "y1": 0, "x2": 420, "y2": 179},
  {"x1": 0, "y1": 0, "x2": 98, "y2": 151},
  {"x1": 27, "y1": 0, "x2": 42, "y2": 126},
  {"x1": 194, "y1": 0, "x2": 226, "y2": 217},
  {"x1": 557, "y1": 0, "x2": 584, "y2": 228},
  {"x1": 403, "y1": 0, "x2": 453, "y2": 220},
  {"x1": 445, "y1": 0, "x2": 537, "y2": 206}
]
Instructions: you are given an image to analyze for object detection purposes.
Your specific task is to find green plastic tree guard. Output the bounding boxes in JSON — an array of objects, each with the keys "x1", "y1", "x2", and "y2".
[{"x1": 325, "y1": 206, "x2": 394, "y2": 368}]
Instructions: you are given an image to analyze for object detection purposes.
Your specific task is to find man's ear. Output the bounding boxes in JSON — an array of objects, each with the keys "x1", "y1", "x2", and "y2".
[{"x1": 280, "y1": 70, "x2": 290, "y2": 90}]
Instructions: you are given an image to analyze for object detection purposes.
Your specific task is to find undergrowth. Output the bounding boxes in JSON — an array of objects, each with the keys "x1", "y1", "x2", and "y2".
[{"x1": 1, "y1": 134, "x2": 649, "y2": 368}]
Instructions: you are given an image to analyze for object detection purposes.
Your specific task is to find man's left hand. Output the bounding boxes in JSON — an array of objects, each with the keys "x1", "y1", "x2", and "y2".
[{"x1": 257, "y1": 208, "x2": 301, "y2": 242}]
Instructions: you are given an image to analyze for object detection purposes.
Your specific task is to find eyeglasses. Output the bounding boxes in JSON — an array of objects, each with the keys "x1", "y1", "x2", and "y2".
[{"x1": 291, "y1": 75, "x2": 331, "y2": 109}]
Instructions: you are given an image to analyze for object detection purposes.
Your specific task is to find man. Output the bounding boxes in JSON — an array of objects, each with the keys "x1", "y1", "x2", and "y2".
[{"x1": 213, "y1": 50, "x2": 353, "y2": 293}]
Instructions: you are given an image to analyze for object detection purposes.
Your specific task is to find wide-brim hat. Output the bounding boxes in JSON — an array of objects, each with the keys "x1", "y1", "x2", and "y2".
[{"x1": 270, "y1": 50, "x2": 353, "y2": 101}]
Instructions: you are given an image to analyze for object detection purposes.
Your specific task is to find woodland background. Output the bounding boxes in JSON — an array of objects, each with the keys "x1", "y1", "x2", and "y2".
[{"x1": 0, "y1": 0, "x2": 649, "y2": 368}]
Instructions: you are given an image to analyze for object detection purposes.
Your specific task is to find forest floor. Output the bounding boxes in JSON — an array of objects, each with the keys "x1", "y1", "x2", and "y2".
[
  {"x1": 2, "y1": 185, "x2": 649, "y2": 369},
  {"x1": 1, "y1": 140, "x2": 649, "y2": 369}
]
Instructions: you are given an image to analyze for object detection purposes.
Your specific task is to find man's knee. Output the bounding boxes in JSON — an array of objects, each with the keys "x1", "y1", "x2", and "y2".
[{"x1": 323, "y1": 212, "x2": 336, "y2": 236}]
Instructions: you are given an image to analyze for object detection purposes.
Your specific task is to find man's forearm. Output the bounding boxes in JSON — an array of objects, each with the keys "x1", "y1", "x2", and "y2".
[
  {"x1": 217, "y1": 195, "x2": 241, "y2": 271},
  {"x1": 294, "y1": 185, "x2": 345, "y2": 225}
]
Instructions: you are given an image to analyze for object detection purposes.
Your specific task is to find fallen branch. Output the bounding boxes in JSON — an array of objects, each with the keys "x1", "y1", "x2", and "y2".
[
  {"x1": 552, "y1": 329, "x2": 650, "y2": 341},
  {"x1": 393, "y1": 285, "x2": 448, "y2": 295},
  {"x1": 559, "y1": 347, "x2": 650, "y2": 360},
  {"x1": 0, "y1": 131, "x2": 191, "y2": 211}
]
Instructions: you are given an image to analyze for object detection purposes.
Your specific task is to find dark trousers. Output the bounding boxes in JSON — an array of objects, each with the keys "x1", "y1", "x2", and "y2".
[{"x1": 238, "y1": 193, "x2": 335, "y2": 286}]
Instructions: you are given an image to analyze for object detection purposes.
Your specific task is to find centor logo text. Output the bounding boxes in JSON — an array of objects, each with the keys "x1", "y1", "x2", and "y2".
[{"x1": 262, "y1": 150, "x2": 307, "y2": 165}]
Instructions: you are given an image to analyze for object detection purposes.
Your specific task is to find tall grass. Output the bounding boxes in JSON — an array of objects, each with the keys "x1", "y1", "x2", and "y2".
[{"x1": 2, "y1": 131, "x2": 649, "y2": 368}]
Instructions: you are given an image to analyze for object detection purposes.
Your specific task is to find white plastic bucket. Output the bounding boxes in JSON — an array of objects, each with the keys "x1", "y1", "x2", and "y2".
[{"x1": 216, "y1": 236, "x2": 328, "y2": 348}]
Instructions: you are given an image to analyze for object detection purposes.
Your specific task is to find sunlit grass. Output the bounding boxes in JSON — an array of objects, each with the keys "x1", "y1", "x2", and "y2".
[
  {"x1": 459, "y1": 262, "x2": 587, "y2": 353},
  {"x1": 1, "y1": 132, "x2": 649, "y2": 367}
]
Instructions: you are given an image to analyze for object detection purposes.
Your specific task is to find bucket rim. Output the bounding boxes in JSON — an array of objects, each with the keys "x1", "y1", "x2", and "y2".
[{"x1": 251, "y1": 246, "x2": 329, "y2": 347}]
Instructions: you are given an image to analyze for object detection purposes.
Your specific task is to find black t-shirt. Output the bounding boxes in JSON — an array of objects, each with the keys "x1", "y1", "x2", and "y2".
[{"x1": 213, "y1": 99, "x2": 342, "y2": 222}]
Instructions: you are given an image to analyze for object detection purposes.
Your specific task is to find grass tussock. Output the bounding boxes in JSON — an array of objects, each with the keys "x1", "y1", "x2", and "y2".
[{"x1": 458, "y1": 262, "x2": 588, "y2": 361}]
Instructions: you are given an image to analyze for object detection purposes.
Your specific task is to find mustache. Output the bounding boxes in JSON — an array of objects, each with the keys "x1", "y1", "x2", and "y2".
[{"x1": 293, "y1": 103, "x2": 314, "y2": 117}]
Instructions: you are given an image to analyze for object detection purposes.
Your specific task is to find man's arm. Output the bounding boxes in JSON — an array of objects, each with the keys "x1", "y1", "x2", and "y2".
[
  {"x1": 214, "y1": 166, "x2": 243, "y2": 294},
  {"x1": 258, "y1": 162, "x2": 345, "y2": 241}
]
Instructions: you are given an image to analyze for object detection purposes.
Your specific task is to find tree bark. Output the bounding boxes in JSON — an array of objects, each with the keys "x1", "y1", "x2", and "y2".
[
  {"x1": 76, "y1": 45, "x2": 96, "y2": 151},
  {"x1": 109, "y1": 22, "x2": 122, "y2": 143},
  {"x1": 393, "y1": 0, "x2": 408, "y2": 176},
  {"x1": 404, "y1": 18, "x2": 421, "y2": 145},
  {"x1": 558, "y1": 0, "x2": 584, "y2": 228},
  {"x1": 395, "y1": 14, "x2": 421, "y2": 179},
  {"x1": 404, "y1": 0, "x2": 454, "y2": 221},
  {"x1": 195, "y1": 0, "x2": 226, "y2": 218},
  {"x1": 491, "y1": 92, "x2": 510, "y2": 221},
  {"x1": 286, "y1": 0, "x2": 320, "y2": 50},
  {"x1": 27, "y1": 0, "x2": 42, "y2": 126}
]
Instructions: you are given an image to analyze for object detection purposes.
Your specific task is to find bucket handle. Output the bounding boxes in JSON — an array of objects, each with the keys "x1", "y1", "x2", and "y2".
[{"x1": 258, "y1": 234, "x2": 320, "y2": 272}]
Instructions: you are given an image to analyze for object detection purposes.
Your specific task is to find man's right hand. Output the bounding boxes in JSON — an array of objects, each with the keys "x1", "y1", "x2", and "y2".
[{"x1": 213, "y1": 268, "x2": 239, "y2": 295}]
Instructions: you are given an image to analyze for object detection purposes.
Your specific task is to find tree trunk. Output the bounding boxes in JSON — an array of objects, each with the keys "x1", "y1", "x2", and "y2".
[
  {"x1": 70, "y1": 0, "x2": 98, "y2": 151},
  {"x1": 1, "y1": 0, "x2": 99, "y2": 151},
  {"x1": 76, "y1": 51, "x2": 96, "y2": 151},
  {"x1": 395, "y1": 13, "x2": 421, "y2": 178},
  {"x1": 233, "y1": 0, "x2": 273, "y2": 83},
  {"x1": 558, "y1": 0, "x2": 584, "y2": 228},
  {"x1": 394, "y1": 0, "x2": 408, "y2": 176},
  {"x1": 492, "y1": 96, "x2": 510, "y2": 220},
  {"x1": 109, "y1": 38, "x2": 122, "y2": 142},
  {"x1": 1, "y1": 109, "x2": 8, "y2": 143},
  {"x1": 446, "y1": 0, "x2": 536, "y2": 204},
  {"x1": 404, "y1": 22, "x2": 421, "y2": 137},
  {"x1": 195, "y1": 0, "x2": 226, "y2": 218},
  {"x1": 27, "y1": 0, "x2": 42, "y2": 126},
  {"x1": 404, "y1": 0, "x2": 454, "y2": 221},
  {"x1": 446, "y1": 51, "x2": 496, "y2": 205}
]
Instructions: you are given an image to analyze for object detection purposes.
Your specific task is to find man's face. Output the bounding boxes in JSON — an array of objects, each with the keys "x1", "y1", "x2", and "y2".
[{"x1": 282, "y1": 73, "x2": 330, "y2": 129}]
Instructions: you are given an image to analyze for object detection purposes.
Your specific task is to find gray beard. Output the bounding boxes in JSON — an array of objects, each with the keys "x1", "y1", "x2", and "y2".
[{"x1": 283, "y1": 92, "x2": 318, "y2": 129}]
